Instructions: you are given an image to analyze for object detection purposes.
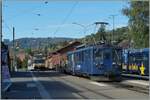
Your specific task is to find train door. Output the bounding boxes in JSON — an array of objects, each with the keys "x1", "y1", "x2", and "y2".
[
  {"x1": 94, "y1": 48, "x2": 104, "y2": 74},
  {"x1": 122, "y1": 49, "x2": 128, "y2": 72},
  {"x1": 78, "y1": 51, "x2": 83, "y2": 73},
  {"x1": 84, "y1": 50, "x2": 91, "y2": 74},
  {"x1": 112, "y1": 48, "x2": 122, "y2": 75},
  {"x1": 143, "y1": 51, "x2": 149, "y2": 76},
  {"x1": 71, "y1": 53, "x2": 75, "y2": 74},
  {"x1": 66, "y1": 54, "x2": 73, "y2": 73},
  {"x1": 103, "y1": 48, "x2": 112, "y2": 73}
]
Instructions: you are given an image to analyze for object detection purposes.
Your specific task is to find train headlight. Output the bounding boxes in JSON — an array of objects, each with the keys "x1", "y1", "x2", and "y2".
[
  {"x1": 118, "y1": 63, "x2": 121, "y2": 66},
  {"x1": 112, "y1": 62, "x2": 116, "y2": 65},
  {"x1": 95, "y1": 63, "x2": 99, "y2": 67},
  {"x1": 123, "y1": 64, "x2": 127, "y2": 69}
]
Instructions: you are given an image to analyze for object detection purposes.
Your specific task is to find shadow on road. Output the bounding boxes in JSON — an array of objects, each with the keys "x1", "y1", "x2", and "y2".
[
  {"x1": 10, "y1": 71, "x2": 67, "y2": 78},
  {"x1": 2, "y1": 79, "x2": 82, "y2": 99}
]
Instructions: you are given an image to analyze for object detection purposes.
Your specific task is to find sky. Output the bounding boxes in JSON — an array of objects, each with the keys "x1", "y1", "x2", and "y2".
[{"x1": 2, "y1": 0, "x2": 129, "y2": 41}]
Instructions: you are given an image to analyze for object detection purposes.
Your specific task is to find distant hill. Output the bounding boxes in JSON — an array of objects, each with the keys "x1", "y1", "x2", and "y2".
[{"x1": 8, "y1": 37, "x2": 75, "y2": 49}]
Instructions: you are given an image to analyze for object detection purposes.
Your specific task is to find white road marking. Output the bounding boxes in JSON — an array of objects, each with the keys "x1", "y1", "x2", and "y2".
[
  {"x1": 90, "y1": 81, "x2": 108, "y2": 87},
  {"x1": 26, "y1": 83, "x2": 36, "y2": 88},
  {"x1": 125, "y1": 80, "x2": 149, "y2": 86},
  {"x1": 30, "y1": 72, "x2": 51, "y2": 99},
  {"x1": 72, "y1": 93, "x2": 83, "y2": 98}
]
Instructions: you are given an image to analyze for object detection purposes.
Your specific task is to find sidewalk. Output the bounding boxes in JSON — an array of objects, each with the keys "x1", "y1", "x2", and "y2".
[{"x1": 120, "y1": 79, "x2": 149, "y2": 89}]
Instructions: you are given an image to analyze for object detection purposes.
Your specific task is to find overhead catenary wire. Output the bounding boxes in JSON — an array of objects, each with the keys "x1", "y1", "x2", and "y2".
[
  {"x1": 4, "y1": 1, "x2": 49, "y2": 21},
  {"x1": 53, "y1": 2, "x2": 78, "y2": 37},
  {"x1": 2, "y1": 1, "x2": 49, "y2": 39},
  {"x1": 2, "y1": 20, "x2": 13, "y2": 33},
  {"x1": 91, "y1": 24, "x2": 97, "y2": 45}
]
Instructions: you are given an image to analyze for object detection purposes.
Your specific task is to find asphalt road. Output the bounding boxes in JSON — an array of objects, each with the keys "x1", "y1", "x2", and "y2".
[{"x1": 2, "y1": 71, "x2": 149, "y2": 99}]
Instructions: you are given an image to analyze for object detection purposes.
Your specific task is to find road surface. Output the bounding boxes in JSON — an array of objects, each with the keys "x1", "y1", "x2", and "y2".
[{"x1": 2, "y1": 71, "x2": 149, "y2": 99}]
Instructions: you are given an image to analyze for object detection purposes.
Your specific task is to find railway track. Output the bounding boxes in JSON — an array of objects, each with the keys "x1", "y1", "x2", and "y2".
[
  {"x1": 51, "y1": 76, "x2": 114, "y2": 99},
  {"x1": 34, "y1": 71, "x2": 149, "y2": 99},
  {"x1": 106, "y1": 82, "x2": 149, "y2": 94},
  {"x1": 62, "y1": 73, "x2": 149, "y2": 95},
  {"x1": 122, "y1": 74, "x2": 149, "y2": 80}
]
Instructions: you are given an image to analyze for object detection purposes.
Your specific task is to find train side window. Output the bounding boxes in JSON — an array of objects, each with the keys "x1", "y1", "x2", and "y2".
[
  {"x1": 129, "y1": 55, "x2": 135, "y2": 63},
  {"x1": 143, "y1": 54, "x2": 148, "y2": 65},
  {"x1": 75, "y1": 52, "x2": 80, "y2": 62},
  {"x1": 79, "y1": 52, "x2": 82, "y2": 61},
  {"x1": 75, "y1": 52, "x2": 83, "y2": 62},
  {"x1": 143, "y1": 55, "x2": 148, "y2": 61},
  {"x1": 82, "y1": 51, "x2": 84, "y2": 61}
]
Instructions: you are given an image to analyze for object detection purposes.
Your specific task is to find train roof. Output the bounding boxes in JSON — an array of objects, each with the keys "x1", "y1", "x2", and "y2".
[
  {"x1": 76, "y1": 42, "x2": 121, "y2": 49},
  {"x1": 68, "y1": 43, "x2": 121, "y2": 55},
  {"x1": 142, "y1": 48, "x2": 149, "y2": 52},
  {"x1": 93, "y1": 43, "x2": 121, "y2": 49}
]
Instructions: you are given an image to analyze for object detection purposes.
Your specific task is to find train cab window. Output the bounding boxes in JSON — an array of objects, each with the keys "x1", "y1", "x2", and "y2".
[
  {"x1": 94, "y1": 49, "x2": 103, "y2": 60},
  {"x1": 104, "y1": 51, "x2": 111, "y2": 59},
  {"x1": 112, "y1": 49, "x2": 122, "y2": 63}
]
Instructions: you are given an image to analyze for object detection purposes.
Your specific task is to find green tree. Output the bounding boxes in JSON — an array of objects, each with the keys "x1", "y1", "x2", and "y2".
[
  {"x1": 16, "y1": 57, "x2": 22, "y2": 69},
  {"x1": 122, "y1": 1, "x2": 149, "y2": 48},
  {"x1": 109, "y1": 27, "x2": 129, "y2": 43},
  {"x1": 22, "y1": 57, "x2": 28, "y2": 69},
  {"x1": 60, "y1": 41, "x2": 69, "y2": 47},
  {"x1": 25, "y1": 48, "x2": 33, "y2": 56}
]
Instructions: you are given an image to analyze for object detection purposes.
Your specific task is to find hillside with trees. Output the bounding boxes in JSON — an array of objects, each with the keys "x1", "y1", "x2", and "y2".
[{"x1": 8, "y1": 37, "x2": 75, "y2": 52}]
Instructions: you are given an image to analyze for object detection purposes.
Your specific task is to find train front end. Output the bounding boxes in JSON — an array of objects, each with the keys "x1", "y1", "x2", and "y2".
[
  {"x1": 94, "y1": 45, "x2": 122, "y2": 81},
  {"x1": 108, "y1": 47, "x2": 122, "y2": 81}
]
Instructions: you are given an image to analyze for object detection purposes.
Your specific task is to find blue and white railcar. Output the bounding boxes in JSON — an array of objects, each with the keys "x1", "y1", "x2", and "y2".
[
  {"x1": 122, "y1": 48, "x2": 149, "y2": 76},
  {"x1": 66, "y1": 44, "x2": 122, "y2": 80}
]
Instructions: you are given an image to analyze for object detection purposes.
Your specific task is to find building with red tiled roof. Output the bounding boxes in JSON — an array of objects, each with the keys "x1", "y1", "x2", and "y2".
[{"x1": 45, "y1": 41, "x2": 82, "y2": 70}]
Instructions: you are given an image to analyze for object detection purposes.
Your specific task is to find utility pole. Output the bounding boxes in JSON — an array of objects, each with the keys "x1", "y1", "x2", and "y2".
[
  {"x1": 0, "y1": 0, "x2": 2, "y2": 42},
  {"x1": 110, "y1": 15, "x2": 117, "y2": 44},
  {"x1": 0, "y1": 21, "x2": 2, "y2": 42},
  {"x1": 112, "y1": 15, "x2": 114, "y2": 43},
  {"x1": 13, "y1": 27, "x2": 17, "y2": 71},
  {"x1": 13, "y1": 27, "x2": 15, "y2": 71}
]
